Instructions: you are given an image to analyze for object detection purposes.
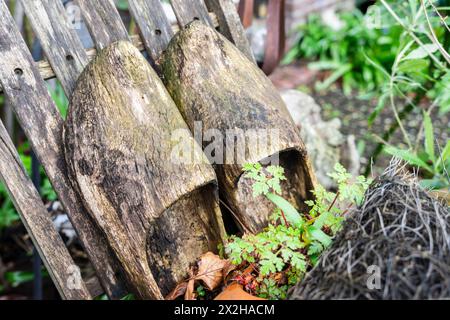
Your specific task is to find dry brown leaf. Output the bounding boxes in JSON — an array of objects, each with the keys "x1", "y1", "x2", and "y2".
[
  {"x1": 165, "y1": 281, "x2": 188, "y2": 300},
  {"x1": 184, "y1": 279, "x2": 196, "y2": 300},
  {"x1": 195, "y1": 252, "x2": 229, "y2": 291},
  {"x1": 222, "y1": 260, "x2": 237, "y2": 283},
  {"x1": 214, "y1": 283, "x2": 266, "y2": 300},
  {"x1": 242, "y1": 264, "x2": 255, "y2": 276}
]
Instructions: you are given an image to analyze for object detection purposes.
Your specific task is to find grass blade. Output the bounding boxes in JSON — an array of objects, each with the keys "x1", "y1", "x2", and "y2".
[{"x1": 423, "y1": 111, "x2": 435, "y2": 163}]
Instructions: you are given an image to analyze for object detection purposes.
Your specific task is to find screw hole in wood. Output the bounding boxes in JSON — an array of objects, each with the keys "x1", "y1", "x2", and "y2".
[{"x1": 14, "y1": 68, "x2": 23, "y2": 76}]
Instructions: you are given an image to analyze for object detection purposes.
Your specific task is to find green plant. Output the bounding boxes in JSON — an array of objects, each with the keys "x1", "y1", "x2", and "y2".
[
  {"x1": 49, "y1": 81, "x2": 69, "y2": 119},
  {"x1": 0, "y1": 81, "x2": 65, "y2": 231},
  {"x1": 196, "y1": 285, "x2": 206, "y2": 298},
  {"x1": 369, "y1": 1, "x2": 450, "y2": 175},
  {"x1": 0, "y1": 183, "x2": 20, "y2": 229},
  {"x1": 94, "y1": 293, "x2": 135, "y2": 300},
  {"x1": 368, "y1": 1, "x2": 450, "y2": 185},
  {"x1": 366, "y1": 1, "x2": 449, "y2": 125},
  {"x1": 284, "y1": 1, "x2": 449, "y2": 178},
  {"x1": 284, "y1": 1, "x2": 449, "y2": 109},
  {"x1": 385, "y1": 111, "x2": 450, "y2": 190},
  {"x1": 4, "y1": 269, "x2": 49, "y2": 288},
  {"x1": 283, "y1": 11, "x2": 402, "y2": 94},
  {"x1": 4, "y1": 271, "x2": 35, "y2": 288},
  {"x1": 0, "y1": 142, "x2": 31, "y2": 230},
  {"x1": 0, "y1": 142, "x2": 58, "y2": 231},
  {"x1": 224, "y1": 163, "x2": 371, "y2": 300},
  {"x1": 121, "y1": 293, "x2": 135, "y2": 300},
  {"x1": 116, "y1": 0, "x2": 129, "y2": 10}
]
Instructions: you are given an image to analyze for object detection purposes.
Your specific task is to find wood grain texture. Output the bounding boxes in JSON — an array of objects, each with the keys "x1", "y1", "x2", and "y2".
[
  {"x1": 0, "y1": 0, "x2": 126, "y2": 299},
  {"x1": 0, "y1": 15, "x2": 221, "y2": 94},
  {"x1": 20, "y1": 0, "x2": 88, "y2": 96},
  {"x1": 75, "y1": 0, "x2": 129, "y2": 50},
  {"x1": 205, "y1": 0, "x2": 255, "y2": 62},
  {"x1": 64, "y1": 41, "x2": 226, "y2": 299},
  {"x1": 170, "y1": 0, "x2": 213, "y2": 27},
  {"x1": 0, "y1": 120, "x2": 91, "y2": 300},
  {"x1": 161, "y1": 22, "x2": 317, "y2": 233},
  {"x1": 127, "y1": 0, "x2": 173, "y2": 66}
]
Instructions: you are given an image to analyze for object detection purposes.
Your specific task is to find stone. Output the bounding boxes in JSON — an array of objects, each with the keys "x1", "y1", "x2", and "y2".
[
  {"x1": 245, "y1": 21, "x2": 267, "y2": 63},
  {"x1": 281, "y1": 89, "x2": 360, "y2": 189}
]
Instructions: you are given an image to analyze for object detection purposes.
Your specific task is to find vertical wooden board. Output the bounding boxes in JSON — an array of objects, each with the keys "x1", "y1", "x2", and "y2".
[
  {"x1": 0, "y1": 121, "x2": 91, "y2": 300},
  {"x1": 20, "y1": 0, "x2": 88, "y2": 96},
  {"x1": 75, "y1": 0, "x2": 129, "y2": 50},
  {"x1": 0, "y1": 0, "x2": 126, "y2": 299},
  {"x1": 204, "y1": 0, "x2": 255, "y2": 62},
  {"x1": 170, "y1": 0, "x2": 213, "y2": 27},
  {"x1": 127, "y1": 0, "x2": 173, "y2": 65}
]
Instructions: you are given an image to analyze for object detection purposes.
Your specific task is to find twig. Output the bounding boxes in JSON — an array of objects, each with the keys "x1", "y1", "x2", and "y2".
[
  {"x1": 421, "y1": 0, "x2": 450, "y2": 65},
  {"x1": 280, "y1": 210, "x2": 290, "y2": 228},
  {"x1": 341, "y1": 204, "x2": 354, "y2": 216},
  {"x1": 427, "y1": 0, "x2": 450, "y2": 33},
  {"x1": 389, "y1": 42, "x2": 414, "y2": 149},
  {"x1": 219, "y1": 199, "x2": 253, "y2": 234},
  {"x1": 328, "y1": 191, "x2": 340, "y2": 212}
]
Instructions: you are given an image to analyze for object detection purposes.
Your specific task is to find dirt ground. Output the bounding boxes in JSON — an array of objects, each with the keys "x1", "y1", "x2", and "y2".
[{"x1": 270, "y1": 63, "x2": 450, "y2": 175}]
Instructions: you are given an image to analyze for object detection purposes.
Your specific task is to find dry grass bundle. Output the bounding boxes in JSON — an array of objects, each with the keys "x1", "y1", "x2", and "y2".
[{"x1": 289, "y1": 160, "x2": 450, "y2": 299}]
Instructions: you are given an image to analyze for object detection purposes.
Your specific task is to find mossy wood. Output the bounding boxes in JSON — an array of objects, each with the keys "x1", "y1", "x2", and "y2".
[
  {"x1": 64, "y1": 41, "x2": 226, "y2": 299},
  {"x1": 162, "y1": 22, "x2": 316, "y2": 233}
]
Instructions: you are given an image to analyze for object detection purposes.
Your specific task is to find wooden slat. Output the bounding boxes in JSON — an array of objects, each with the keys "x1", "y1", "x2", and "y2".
[
  {"x1": 0, "y1": 0, "x2": 126, "y2": 299},
  {"x1": 205, "y1": 0, "x2": 255, "y2": 62},
  {"x1": 20, "y1": 0, "x2": 88, "y2": 96},
  {"x1": 237, "y1": 0, "x2": 254, "y2": 28},
  {"x1": 127, "y1": 0, "x2": 173, "y2": 65},
  {"x1": 75, "y1": 0, "x2": 129, "y2": 50},
  {"x1": 170, "y1": 0, "x2": 213, "y2": 27},
  {"x1": 0, "y1": 120, "x2": 91, "y2": 300},
  {"x1": 262, "y1": 0, "x2": 286, "y2": 74},
  {"x1": 0, "y1": 14, "x2": 220, "y2": 94}
]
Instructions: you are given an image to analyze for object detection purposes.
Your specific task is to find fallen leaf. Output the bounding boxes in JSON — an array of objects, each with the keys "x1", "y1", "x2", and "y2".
[
  {"x1": 222, "y1": 260, "x2": 237, "y2": 283},
  {"x1": 214, "y1": 283, "x2": 266, "y2": 300},
  {"x1": 185, "y1": 279, "x2": 196, "y2": 300},
  {"x1": 242, "y1": 264, "x2": 255, "y2": 276},
  {"x1": 165, "y1": 282, "x2": 188, "y2": 300},
  {"x1": 195, "y1": 252, "x2": 229, "y2": 291}
]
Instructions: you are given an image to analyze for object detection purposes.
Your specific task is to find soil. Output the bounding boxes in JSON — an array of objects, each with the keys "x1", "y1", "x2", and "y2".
[{"x1": 313, "y1": 86, "x2": 450, "y2": 175}]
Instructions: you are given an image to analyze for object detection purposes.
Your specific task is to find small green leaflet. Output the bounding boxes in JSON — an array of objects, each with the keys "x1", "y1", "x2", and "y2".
[{"x1": 404, "y1": 44, "x2": 439, "y2": 60}]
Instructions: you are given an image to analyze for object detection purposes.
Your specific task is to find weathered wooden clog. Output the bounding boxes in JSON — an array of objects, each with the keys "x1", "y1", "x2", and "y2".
[
  {"x1": 64, "y1": 41, "x2": 226, "y2": 299},
  {"x1": 161, "y1": 22, "x2": 317, "y2": 233}
]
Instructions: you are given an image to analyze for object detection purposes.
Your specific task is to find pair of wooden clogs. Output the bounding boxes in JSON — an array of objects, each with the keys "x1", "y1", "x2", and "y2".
[{"x1": 63, "y1": 21, "x2": 315, "y2": 299}]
